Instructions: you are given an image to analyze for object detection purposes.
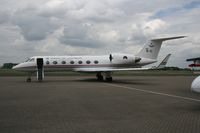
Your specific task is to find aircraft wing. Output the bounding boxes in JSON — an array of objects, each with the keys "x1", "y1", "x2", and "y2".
[
  {"x1": 74, "y1": 67, "x2": 149, "y2": 72},
  {"x1": 186, "y1": 57, "x2": 200, "y2": 67},
  {"x1": 186, "y1": 57, "x2": 200, "y2": 61}
]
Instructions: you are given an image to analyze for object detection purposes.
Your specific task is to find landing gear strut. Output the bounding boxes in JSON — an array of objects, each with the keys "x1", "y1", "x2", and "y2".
[
  {"x1": 106, "y1": 77, "x2": 112, "y2": 82},
  {"x1": 96, "y1": 72, "x2": 104, "y2": 81},
  {"x1": 96, "y1": 72, "x2": 113, "y2": 82},
  {"x1": 105, "y1": 72, "x2": 112, "y2": 82},
  {"x1": 26, "y1": 73, "x2": 32, "y2": 82}
]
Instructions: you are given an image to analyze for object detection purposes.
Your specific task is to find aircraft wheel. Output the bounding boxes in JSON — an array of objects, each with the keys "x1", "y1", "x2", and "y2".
[
  {"x1": 26, "y1": 78, "x2": 31, "y2": 82},
  {"x1": 106, "y1": 77, "x2": 112, "y2": 82},
  {"x1": 97, "y1": 75, "x2": 104, "y2": 81},
  {"x1": 96, "y1": 72, "x2": 104, "y2": 81}
]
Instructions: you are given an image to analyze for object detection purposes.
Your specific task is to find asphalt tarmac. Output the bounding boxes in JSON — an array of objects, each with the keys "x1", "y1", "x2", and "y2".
[{"x1": 0, "y1": 76, "x2": 200, "y2": 133}]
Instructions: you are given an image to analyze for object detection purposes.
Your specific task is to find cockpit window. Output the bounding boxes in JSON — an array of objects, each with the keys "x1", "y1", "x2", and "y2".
[
  {"x1": 29, "y1": 58, "x2": 35, "y2": 62},
  {"x1": 25, "y1": 58, "x2": 35, "y2": 62},
  {"x1": 25, "y1": 58, "x2": 31, "y2": 62}
]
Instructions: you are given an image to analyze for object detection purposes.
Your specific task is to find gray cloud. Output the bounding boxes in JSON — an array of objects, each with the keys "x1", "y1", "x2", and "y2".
[
  {"x1": 59, "y1": 24, "x2": 107, "y2": 48},
  {"x1": 11, "y1": 7, "x2": 59, "y2": 41},
  {"x1": 60, "y1": 38, "x2": 104, "y2": 48},
  {"x1": 0, "y1": 0, "x2": 199, "y2": 68}
]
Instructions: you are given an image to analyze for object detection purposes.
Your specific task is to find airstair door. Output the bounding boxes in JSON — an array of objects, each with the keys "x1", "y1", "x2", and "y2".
[{"x1": 37, "y1": 58, "x2": 44, "y2": 81}]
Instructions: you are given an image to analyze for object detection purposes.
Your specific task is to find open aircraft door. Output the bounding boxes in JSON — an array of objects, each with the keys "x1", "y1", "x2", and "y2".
[{"x1": 37, "y1": 58, "x2": 44, "y2": 81}]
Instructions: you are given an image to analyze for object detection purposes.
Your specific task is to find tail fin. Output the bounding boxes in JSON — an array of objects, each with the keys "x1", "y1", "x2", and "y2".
[
  {"x1": 137, "y1": 36, "x2": 186, "y2": 59},
  {"x1": 157, "y1": 54, "x2": 171, "y2": 69}
]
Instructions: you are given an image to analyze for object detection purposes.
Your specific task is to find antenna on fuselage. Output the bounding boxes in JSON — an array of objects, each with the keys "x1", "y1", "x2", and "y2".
[{"x1": 109, "y1": 54, "x2": 113, "y2": 62}]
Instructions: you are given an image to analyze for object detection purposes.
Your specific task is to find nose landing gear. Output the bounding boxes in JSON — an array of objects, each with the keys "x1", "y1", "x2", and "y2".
[
  {"x1": 26, "y1": 72, "x2": 33, "y2": 82},
  {"x1": 26, "y1": 77, "x2": 31, "y2": 82},
  {"x1": 26, "y1": 58, "x2": 44, "y2": 82}
]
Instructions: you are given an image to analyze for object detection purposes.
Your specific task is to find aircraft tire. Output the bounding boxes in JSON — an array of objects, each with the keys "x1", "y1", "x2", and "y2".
[
  {"x1": 97, "y1": 76, "x2": 104, "y2": 81},
  {"x1": 26, "y1": 78, "x2": 31, "y2": 82},
  {"x1": 106, "y1": 77, "x2": 112, "y2": 82}
]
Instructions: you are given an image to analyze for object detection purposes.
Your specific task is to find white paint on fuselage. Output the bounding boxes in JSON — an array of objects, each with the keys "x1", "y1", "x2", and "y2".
[
  {"x1": 13, "y1": 53, "x2": 156, "y2": 72},
  {"x1": 191, "y1": 76, "x2": 200, "y2": 93}
]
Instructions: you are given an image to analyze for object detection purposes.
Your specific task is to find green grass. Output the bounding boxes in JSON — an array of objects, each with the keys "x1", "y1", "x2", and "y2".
[
  {"x1": 0, "y1": 69, "x2": 197, "y2": 77},
  {"x1": 0, "y1": 69, "x2": 27, "y2": 76}
]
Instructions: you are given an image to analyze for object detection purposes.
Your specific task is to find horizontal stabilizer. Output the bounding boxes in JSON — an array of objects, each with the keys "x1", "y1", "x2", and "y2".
[
  {"x1": 151, "y1": 36, "x2": 186, "y2": 42},
  {"x1": 186, "y1": 57, "x2": 200, "y2": 62}
]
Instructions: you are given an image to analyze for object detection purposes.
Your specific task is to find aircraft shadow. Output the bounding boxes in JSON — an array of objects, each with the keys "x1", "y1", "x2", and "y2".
[
  {"x1": 75, "y1": 78, "x2": 155, "y2": 86},
  {"x1": 20, "y1": 77, "x2": 155, "y2": 86}
]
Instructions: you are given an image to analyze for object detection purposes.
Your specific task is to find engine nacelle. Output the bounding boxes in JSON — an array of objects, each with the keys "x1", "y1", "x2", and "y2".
[
  {"x1": 111, "y1": 53, "x2": 141, "y2": 64},
  {"x1": 135, "y1": 57, "x2": 141, "y2": 63}
]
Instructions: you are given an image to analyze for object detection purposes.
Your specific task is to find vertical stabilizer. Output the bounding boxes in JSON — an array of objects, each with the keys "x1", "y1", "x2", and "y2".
[{"x1": 137, "y1": 36, "x2": 185, "y2": 59}]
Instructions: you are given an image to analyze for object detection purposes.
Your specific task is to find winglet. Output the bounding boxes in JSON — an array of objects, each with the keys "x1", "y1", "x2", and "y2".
[{"x1": 157, "y1": 54, "x2": 171, "y2": 69}]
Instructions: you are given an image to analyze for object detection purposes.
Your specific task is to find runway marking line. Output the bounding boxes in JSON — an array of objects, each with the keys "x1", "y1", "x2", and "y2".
[{"x1": 104, "y1": 83, "x2": 200, "y2": 103}]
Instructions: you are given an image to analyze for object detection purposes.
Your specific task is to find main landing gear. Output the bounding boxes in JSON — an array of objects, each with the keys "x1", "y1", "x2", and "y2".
[
  {"x1": 105, "y1": 72, "x2": 112, "y2": 82},
  {"x1": 96, "y1": 72, "x2": 113, "y2": 82},
  {"x1": 96, "y1": 72, "x2": 104, "y2": 81}
]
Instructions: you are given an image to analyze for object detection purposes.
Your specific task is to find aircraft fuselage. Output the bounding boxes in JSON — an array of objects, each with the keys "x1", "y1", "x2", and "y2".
[{"x1": 13, "y1": 53, "x2": 156, "y2": 72}]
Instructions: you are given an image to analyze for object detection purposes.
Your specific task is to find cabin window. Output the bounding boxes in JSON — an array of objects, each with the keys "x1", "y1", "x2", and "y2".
[
  {"x1": 123, "y1": 56, "x2": 128, "y2": 59},
  {"x1": 94, "y1": 60, "x2": 99, "y2": 64},
  {"x1": 86, "y1": 60, "x2": 91, "y2": 64},
  {"x1": 53, "y1": 61, "x2": 57, "y2": 64},
  {"x1": 62, "y1": 61, "x2": 66, "y2": 64},
  {"x1": 46, "y1": 61, "x2": 50, "y2": 65},
  {"x1": 70, "y1": 61, "x2": 74, "y2": 64},
  {"x1": 78, "y1": 61, "x2": 82, "y2": 64}
]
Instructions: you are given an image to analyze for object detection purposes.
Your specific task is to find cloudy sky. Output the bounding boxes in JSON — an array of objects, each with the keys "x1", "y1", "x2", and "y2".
[{"x1": 0, "y1": 0, "x2": 200, "y2": 67}]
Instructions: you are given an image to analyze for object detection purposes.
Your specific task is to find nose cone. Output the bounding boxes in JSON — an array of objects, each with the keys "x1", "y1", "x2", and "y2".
[
  {"x1": 12, "y1": 64, "x2": 20, "y2": 70},
  {"x1": 12, "y1": 63, "x2": 23, "y2": 70},
  {"x1": 191, "y1": 76, "x2": 200, "y2": 93}
]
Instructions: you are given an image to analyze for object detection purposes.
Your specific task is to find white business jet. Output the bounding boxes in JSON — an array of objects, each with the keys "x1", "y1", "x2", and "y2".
[
  {"x1": 13, "y1": 36, "x2": 185, "y2": 82},
  {"x1": 191, "y1": 76, "x2": 200, "y2": 93}
]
